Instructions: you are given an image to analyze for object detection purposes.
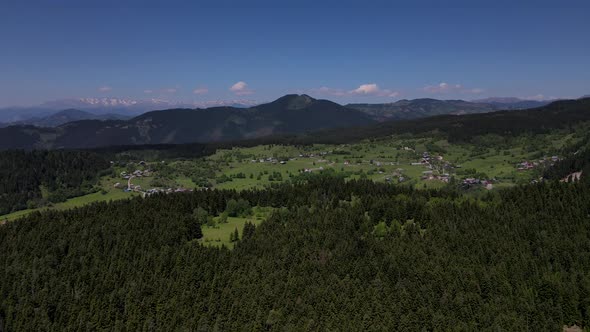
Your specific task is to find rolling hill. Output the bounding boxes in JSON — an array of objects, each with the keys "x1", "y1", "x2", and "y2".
[
  {"x1": 308, "y1": 97, "x2": 590, "y2": 144},
  {"x1": 346, "y1": 97, "x2": 551, "y2": 121},
  {"x1": 346, "y1": 98, "x2": 494, "y2": 121}
]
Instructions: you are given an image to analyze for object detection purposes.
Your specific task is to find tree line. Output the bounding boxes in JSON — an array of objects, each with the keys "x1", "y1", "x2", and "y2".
[{"x1": 0, "y1": 150, "x2": 110, "y2": 215}]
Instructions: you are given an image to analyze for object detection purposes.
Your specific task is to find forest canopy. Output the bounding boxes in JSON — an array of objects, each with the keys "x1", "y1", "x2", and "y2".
[{"x1": 1, "y1": 175, "x2": 590, "y2": 330}]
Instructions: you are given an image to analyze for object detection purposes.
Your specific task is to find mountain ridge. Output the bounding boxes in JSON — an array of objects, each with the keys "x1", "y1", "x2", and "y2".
[
  {"x1": 0, "y1": 94, "x2": 374, "y2": 149},
  {"x1": 0, "y1": 109, "x2": 130, "y2": 128}
]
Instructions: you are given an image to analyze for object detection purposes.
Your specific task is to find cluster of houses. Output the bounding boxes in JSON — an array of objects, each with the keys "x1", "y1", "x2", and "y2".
[
  {"x1": 421, "y1": 170, "x2": 451, "y2": 183},
  {"x1": 385, "y1": 168, "x2": 406, "y2": 183},
  {"x1": 144, "y1": 187, "x2": 192, "y2": 196},
  {"x1": 251, "y1": 157, "x2": 287, "y2": 165},
  {"x1": 299, "y1": 151, "x2": 330, "y2": 158},
  {"x1": 302, "y1": 166, "x2": 324, "y2": 173},
  {"x1": 114, "y1": 181, "x2": 193, "y2": 196},
  {"x1": 410, "y1": 151, "x2": 454, "y2": 184},
  {"x1": 411, "y1": 151, "x2": 444, "y2": 166},
  {"x1": 462, "y1": 178, "x2": 494, "y2": 190},
  {"x1": 517, "y1": 156, "x2": 559, "y2": 171},
  {"x1": 120, "y1": 169, "x2": 152, "y2": 179}
]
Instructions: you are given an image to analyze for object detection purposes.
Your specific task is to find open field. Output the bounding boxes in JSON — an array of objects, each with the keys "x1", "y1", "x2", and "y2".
[
  {"x1": 200, "y1": 216, "x2": 263, "y2": 249},
  {"x1": 3, "y1": 125, "x2": 587, "y2": 222}
]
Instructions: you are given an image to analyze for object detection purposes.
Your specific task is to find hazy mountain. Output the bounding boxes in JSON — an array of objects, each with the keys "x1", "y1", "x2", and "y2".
[
  {"x1": 0, "y1": 107, "x2": 56, "y2": 123},
  {"x1": 5, "y1": 109, "x2": 130, "y2": 127},
  {"x1": 471, "y1": 97, "x2": 551, "y2": 109},
  {"x1": 347, "y1": 97, "x2": 555, "y2": 121},
  {"x1": 346, "y1": 98, "x2": 495, "y2": 121},
  {"x1": 39, "y1": 98, "x2": 259, "y2": 114},
  {"x1": 0, "y1": 94, "x2": 374, "y2": 149},
  {"x1": 0, "y1": 98, "x2": 259, "y2": 122}
]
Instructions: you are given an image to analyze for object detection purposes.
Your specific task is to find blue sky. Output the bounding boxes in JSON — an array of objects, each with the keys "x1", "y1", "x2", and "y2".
[{"x1": 1, "y1": 0, "x2": 589, "y2": 106}]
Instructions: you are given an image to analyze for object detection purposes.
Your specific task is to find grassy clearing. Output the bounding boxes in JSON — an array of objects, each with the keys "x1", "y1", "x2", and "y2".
[
  {"x1": 201, "y1": 216, "x2": 263, "y2": 249},
  {"x1": 200, "y1": 206, "x2": 272, "y2": 249}
]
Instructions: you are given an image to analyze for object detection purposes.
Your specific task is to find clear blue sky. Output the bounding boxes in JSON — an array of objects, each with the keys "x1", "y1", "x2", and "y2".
[{"x1": 1, "y1": 0, "x2": 589, "y2": 106}]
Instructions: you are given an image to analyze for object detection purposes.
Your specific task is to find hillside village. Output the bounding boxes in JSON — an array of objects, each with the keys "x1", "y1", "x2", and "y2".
[
  {"x1": 104, "y1": 139, "x2": 567, "y2": 196},
  {"x1": 113, "y1": 162, "x2": 193, "y2": 196}
]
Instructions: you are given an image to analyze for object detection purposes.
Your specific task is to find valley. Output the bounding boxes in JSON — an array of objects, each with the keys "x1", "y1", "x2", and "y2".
[
  {"x1": 2, "y1": 120, "x2": 586, "y2": 222},
  {"x1": 1, "y1": 97, "x2": 590, "y2": 331}
]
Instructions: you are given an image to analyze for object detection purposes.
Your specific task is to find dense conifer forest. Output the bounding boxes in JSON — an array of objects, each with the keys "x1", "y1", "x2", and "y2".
[
  {"x1": 0, "y1": 150, "x2": 110, "y2": 215},
  {"x1": 1, "y1": 175, "x2": 590, "y2": 330}
]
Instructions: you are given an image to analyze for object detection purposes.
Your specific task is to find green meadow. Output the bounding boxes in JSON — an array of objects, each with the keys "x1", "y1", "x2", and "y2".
[{"x1": 3, "y1": 126, "x2": 585, "y2": 222}]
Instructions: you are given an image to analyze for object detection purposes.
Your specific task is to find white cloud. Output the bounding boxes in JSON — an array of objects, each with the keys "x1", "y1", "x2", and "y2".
[
  {"x1": 143, "y1": 89, "x2": 153, "y2": 94},
  {"x1": 312, "y1": 83, "x2": 400, "y2": 98},
  {"x1": 423, "y1": 82, "x2": 461, "y2": 93},
  {"x1": 380, "y1": 89, "x2": 400, "y2": 97},
  {"x1": 98, "y1": 86, "x2": 112, "y2": 92},
  {"x1": 164, "y1": 88, "x2": 177, "y2": 94},
  {"x1": 351, "y1": 83, "x2": 380, "y2": 95},
  {"x1": 193, "y1": 87, "x2": 209, "y2": 95},
  {"x1": 230, "y1": 81, "x2": 254, "y2": 95},
  {"x1": 350, "y1": 83, "x2": 400, "y2": 97},
  {"x1": 423, "y1": 82, "x2": 483, "y2": 95}
]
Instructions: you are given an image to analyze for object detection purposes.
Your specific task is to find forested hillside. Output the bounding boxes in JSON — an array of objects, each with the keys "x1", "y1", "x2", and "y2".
[
  {"x1": 1, "y1": 176, "x2": 590, "y2": 330},
  {"x1": 0, "y1": 150, "x2": 110, "y2": 215},
  {"x1": 306, "y1": 98, "x2": 590, "y2": 144},
  {"x1": 346, "y1": 98, "x2": 495, "y2": 121}
]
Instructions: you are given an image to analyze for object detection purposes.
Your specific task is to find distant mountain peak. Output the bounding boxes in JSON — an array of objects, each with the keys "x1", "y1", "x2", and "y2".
[
  {"x1": 472, "y1": 97, "x2": 526, "y2": 103},
  {"x1": 269, "y1": 94, "x2": 317, "y2": 110}
]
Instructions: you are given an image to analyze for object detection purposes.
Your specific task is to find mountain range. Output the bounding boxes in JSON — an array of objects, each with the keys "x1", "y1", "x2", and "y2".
[
  {"x1": 1, "y1": 94, "x2": 583, "y2": 150},
  {"x1": 0, "y1": 94, "x2": 374, "y2": 149},
  {"x1": 0, "y1": 98, "x2": 259, "y2": 123},
  {"x1": 0, "y1": 109, "x2": 130, "y2": 128}
]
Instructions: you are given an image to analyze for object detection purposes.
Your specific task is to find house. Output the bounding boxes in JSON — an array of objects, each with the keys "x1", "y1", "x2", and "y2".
[{"x1": 517, "y1": 161, "x2": 535, "y2": 170}]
